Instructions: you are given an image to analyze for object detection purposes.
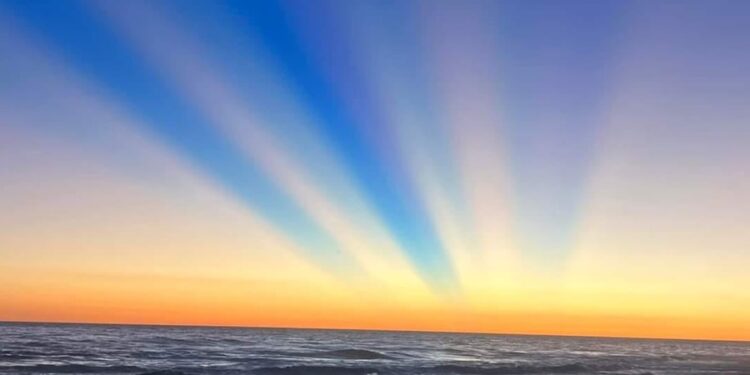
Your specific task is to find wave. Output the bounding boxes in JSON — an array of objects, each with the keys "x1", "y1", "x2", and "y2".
[
  {"x1": 0, "y1": 350, "x2": 35, "y2": 360},
  {"x1": 0, "y1": 364, "x2": 144, "y2": 373},
  {"x1": 253, "y1": 365, "x2": 379, "y2": 375},
  {"x1": 425, "y1": 362, "x2": 596, "y2": 374},
  {"x1": 250, "y1": 362, "x2": 601, "y2": 375},
  {"x1": 302, "y1": 349, "x2": 393, "y2": 360}
]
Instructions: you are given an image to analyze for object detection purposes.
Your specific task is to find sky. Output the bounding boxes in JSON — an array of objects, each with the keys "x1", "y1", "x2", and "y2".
[{"x1": 1, "y1": 0, "x2": 749, "y2": 341}]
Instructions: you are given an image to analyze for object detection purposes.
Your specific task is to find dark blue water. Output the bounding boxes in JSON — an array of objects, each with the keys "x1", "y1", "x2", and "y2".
[{"x1": 0, "y1": 323, "x2": 748, "y2": 374}]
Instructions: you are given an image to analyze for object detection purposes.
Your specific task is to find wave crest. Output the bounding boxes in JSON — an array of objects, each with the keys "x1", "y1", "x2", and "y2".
[
  {"x1": 426, "y1": 362, "x2": 594, "y2": 374},
  {"x1": 304, "y1": 349, "x2": 393, "y2": 360},
  {"x1": 253, "y1": 365, "x2": 379, "y2": 375}
]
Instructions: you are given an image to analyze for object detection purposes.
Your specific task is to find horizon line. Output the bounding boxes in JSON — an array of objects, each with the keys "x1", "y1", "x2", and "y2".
[{"x1": 2, "y1": 319, "x2": 748, "y2": 345}]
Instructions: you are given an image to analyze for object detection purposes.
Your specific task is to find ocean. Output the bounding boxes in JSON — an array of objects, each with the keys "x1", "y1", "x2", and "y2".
[{"x1": 0, "y1": 322, "x2": 748, "y2": 374}]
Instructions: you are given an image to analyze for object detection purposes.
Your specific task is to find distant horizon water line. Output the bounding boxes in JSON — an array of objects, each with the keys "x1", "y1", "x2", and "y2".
[{"x1": 1, "y1": 319, "x2": 748, "y2": 345}]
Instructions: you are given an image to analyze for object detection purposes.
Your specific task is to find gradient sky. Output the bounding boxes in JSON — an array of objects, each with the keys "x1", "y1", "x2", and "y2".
[{"x1": 1, "y1": 0, "x2": 749, "y2": 341}]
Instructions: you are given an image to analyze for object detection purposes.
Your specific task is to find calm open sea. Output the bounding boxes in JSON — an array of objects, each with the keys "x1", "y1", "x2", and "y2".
[{"x1": 0, "y1": 322, "x2": 748, "y2": 374}]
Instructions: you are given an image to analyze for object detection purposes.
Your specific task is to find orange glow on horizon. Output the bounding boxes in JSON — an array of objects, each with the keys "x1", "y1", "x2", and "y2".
[{"x1": 2, "y1": 265, "x2": 749, "y2": 342}]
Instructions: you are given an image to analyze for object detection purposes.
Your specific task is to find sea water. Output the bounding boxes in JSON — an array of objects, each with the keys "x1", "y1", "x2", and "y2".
[{"x1": 0, "y1": 322, "x2": 748, "y2": 374}]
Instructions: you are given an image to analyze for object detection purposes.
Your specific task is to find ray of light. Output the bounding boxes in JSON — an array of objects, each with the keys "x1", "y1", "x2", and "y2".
[
  {"x1": 570, "y1": 0, "x2": 750, "y2": 304},
  {"x1": 495, "y1": 0, "x2": 625, "y2": 267},
  {"x1": 220, "y1": 0, "x2": 458, "y2": 290},
  {"x1": 328, "y1": 0, "x2": 477, "y2": 285},
  {"x1": 90, "y1": 0, "x2": 418, "y2": 287},
  {"x1": 418, "y1": 0, "x2": 518, "y2": 280},
  {"x1": 1, "y1": 0, "x2": 364, "y2": 278},
  {"x1": 0, "y1": 18, "x2": 317, "y2": 282}
]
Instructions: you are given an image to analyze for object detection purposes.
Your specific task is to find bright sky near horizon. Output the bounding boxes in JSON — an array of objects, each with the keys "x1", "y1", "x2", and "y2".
[{"x1": 1, "y1": 0, "x2": 749, "y2": 341}]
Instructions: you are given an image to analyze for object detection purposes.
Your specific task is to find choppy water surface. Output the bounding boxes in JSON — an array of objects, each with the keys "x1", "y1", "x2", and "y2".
[{"x1": 1, "y1": 322, "x2": 748, "y2": 374}]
